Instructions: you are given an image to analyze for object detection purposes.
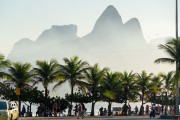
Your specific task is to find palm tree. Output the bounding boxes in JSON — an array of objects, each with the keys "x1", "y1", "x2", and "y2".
[
  {"x1": 159, "y1": 71, "x2": 175, "y2": 115},
  {"x1": 150, "y1": 74, "x2": 164, "y2": 103},
  {"x1": 2, "y1": 62, "x2": 34, "y2": 117},
  {"x1": 120, "y1": 71, "x2": 138, "y2": 103},
  {"x1": 84, "y1": 63, "x2": 107, "y2": 116},
  {"x1": 33, "y1": 59, "x2": 62, "y2": 115},
  {"x1": 136, "y1": 70, "x2": 153, "y2": 115},
  {"x1": 154, "y1": 38, "x2": 180, "y2": 114},
  {"x1": 54, "y1": 56, "x2": 89, "y2": 116},
  {"x1": 102, "y1": 71, "x2": 121, "y2": 116},
  {"x1": 0, "y1": 54, "x2": 10, "y2": 76}
]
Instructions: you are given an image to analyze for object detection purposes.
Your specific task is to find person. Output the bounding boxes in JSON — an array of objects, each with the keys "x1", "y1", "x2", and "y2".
[
  {"x1": 53, "y1": 102, "x2": 58, "y2": 117},
  {"x1": 150, "y1": 103, "x2": 156, "y2": 118},
  {"x1": 57, "y1": 103, "x2": 61, "y2": 116},
  {"x1": 36, "y1": 103, "x2": 44, "y2": 117},
  {"x1": 74, "y1": 103, "x2": 78, "y2": 116},
  {"x1": 128, "y1": 104, "x2": 131, "y2": 115},
  {"x1": 82, "y1": 103, "x2": 86, "y2": 116},
  {"x1": 122, "y1": 103, "x2": 128, "y2": 116},
  {"x1": 99, "y1": 107, "x2": 103, "y2": 116},
  {"x1": 77, "y1": 103, "x2": 84, "y2": 119},
  {"x1": 21, "y1": 105, "x2": 26, "y2": 117},
  {"x1": 161, "y1": 105, "x2": 164, "y2": 115},
  {"x1": 135, "y1": 106, "x2": 138, "y2": 115},
  {"x1": 139, "y1": 105, "x2": 144, "y2": 115},
  {"x1": 103, "y1": 108, "x2": 107, "y2": 116},
  {"x1": 155, "y1": 105, "x2": 158, "y2": 115},
  {"x1": 146, "y1": 105, "x2": 149, "y2": 115},
  {"x1": 173, "y1": 106, "x2": 176, "y2": 115},
  {"x1": 68, "y1": 104, "x2": 73, "y2": 116}
]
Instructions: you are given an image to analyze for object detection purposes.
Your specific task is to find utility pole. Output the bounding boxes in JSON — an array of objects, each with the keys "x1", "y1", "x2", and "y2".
[
  {"x1": 176, "y1": 0, "x2": 179, "y2": 115},
  {"x1": 176, "y1": 0, "x2": 178, "y2": 39}
]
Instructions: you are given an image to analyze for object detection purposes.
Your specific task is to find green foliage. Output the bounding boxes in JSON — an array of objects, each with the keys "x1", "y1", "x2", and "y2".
[
  {"x1": 0, "y1": 54, "x2": 178, "y2": 116},
  {"x1": 65, "y1": 91, "x2": 91, "y2": 103},
  {"x1": 0, "y1": 82, "x2": 16, "y2": 101}
]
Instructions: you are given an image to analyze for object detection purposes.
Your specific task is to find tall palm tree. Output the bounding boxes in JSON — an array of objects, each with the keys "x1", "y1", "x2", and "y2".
[
  {"x1": 102, "y1": 71, "x2": 121, "y2": 116},
  {"x1": 33, "y1": 59, "x2": 62, "y2": 115},
  {"x1": 155, "y1": 38, "x2": 180, "y2": 114},
  {"x1": 2, "y1": 62, "x2": 34, "y2": 117},
  {"x1": 136, "y1": 70, "x2": 153, "y2": 115},
  {"x1": 120, "y1": 71, "x2": 138, "y2": 103},
  {"x1": 84, "y1": 63, "x2": 107, "y2": 116},
  {"x1": 54, "y1": 56, "x2": 89, "y2": 116},
  {"x1": 0, "y1": 54, "x2": 10, "y2": 76}
]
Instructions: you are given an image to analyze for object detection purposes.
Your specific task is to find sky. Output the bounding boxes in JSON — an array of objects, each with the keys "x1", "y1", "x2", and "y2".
[{"x1": 0, "y1": 0, "x2": 179, "y2": 57}]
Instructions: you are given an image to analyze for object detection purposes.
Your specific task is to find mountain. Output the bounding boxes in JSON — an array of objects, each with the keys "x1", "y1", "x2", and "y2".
[
  {"x1": 7, "y1": 5, "x2": 174, "y2": 97},
  {"x1": 36, "y1": 24, "x2": 78, "y2": 44}
]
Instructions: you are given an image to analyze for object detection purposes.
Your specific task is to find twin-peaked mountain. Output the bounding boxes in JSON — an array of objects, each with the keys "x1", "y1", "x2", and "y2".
[{"x1": 8, "y1": 5, "x2": 173, "y2": 74}]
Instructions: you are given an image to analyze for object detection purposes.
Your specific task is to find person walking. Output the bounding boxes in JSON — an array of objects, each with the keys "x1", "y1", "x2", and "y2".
[
  {"x1": 146, "y1": 105, "x2": 149, "y2": 115},
  {"x1": 77, "y1": 103, "x2": 84, "y2": 119},
  {"x1": 135, "y1": 106, "x2": 138, "y2": 115},
  {"x1": 21, "y1": 105, "x2": 26, "y2": 117}
]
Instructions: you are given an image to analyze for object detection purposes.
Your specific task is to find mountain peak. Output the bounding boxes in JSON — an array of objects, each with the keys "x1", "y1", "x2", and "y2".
[
  {"x1": 92, "y1": 5, "x2": 123, "y2": 33},
  {"x1": 102, "y1": 5, "x2": 119, "y2": 16}
]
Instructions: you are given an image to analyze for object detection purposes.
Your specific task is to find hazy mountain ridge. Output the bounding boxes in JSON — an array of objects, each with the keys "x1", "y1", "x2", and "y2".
[
  {"x1": 8, "y1": 5, "x2": 173, "y2": 74},
  {"x1": 7, "y1": 5, "x2": 174, "y2": 97}
]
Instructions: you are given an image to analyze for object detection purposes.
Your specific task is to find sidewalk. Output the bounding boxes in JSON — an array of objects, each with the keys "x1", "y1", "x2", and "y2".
[{"x1": 18, "y1": 115, "x2": 164, "y2": 120}]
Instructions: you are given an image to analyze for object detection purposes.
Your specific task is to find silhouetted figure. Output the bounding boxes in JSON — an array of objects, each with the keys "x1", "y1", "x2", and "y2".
[
  {"x1": 99, "y1": 107, "x2": 103, "y2": 116},
  {"x1": 139, "y1": 105, "x2": 144, "y2": 115},
  {"x1": 122, "y1": 103, "x2": 128, "y2": 116},
  {"x1": 128, "y1": 104, "x2": 131, "y2": 115},
  {"x1": 74, "y1": 103, "x2": 78, "y2": 116},
  {"x1": 135, "y1": 106, "x2": 138, "y2": 115},
  {"x1": 146, "y1": 105, "x2": 149, "y2": 115},
  {"x1": 21, "y1": 105, "x2": 26, "y2": 117},
  {"x1": 77, "y1": 103, "x2": 85, "y2": 119},
  {"x1": 103, "y1": 108, "x2": 107, "y2": 116}
]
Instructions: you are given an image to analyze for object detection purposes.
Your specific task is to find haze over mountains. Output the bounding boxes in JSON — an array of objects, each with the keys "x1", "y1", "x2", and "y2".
[{"x1": 8, "y1": 5, "x2": 174, "y2": 76}]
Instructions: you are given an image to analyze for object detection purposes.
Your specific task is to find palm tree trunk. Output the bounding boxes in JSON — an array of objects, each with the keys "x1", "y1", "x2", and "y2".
[
  {"x1": 70, "y1": 85, "x2": 74, "y2": 116},
  {"x1": 165, "y1": 92, "x2": 167, "y2": 115},
  {"x1": 30, "y1": 103, "x2": 32, "y2": 117},
  {"x1": 176, "y1": 63, "x2": 179, "y2": 114},
  {"x1": 141, "y1": 90, "x2": 144, "y2": 107},
  {"x1": 44, "y1": 87, "x2": 48, "y2": 116},
  {"x1": 108, "y1": 102, "x2": 112, "y2": 116},
  {"x1": 18, "y1": 95, "x2": 21, "y2": 117},
  {"x1": 90, "y1": 101, "x2": 95, "y2": 116},
  {"x1": 140, "y1": 89, "x2": 144, "y2": 115}
]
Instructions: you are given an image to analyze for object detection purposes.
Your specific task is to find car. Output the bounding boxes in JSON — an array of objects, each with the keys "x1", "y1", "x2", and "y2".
[{"x1": 0, "y1": 100, "x2": 18, "y2": 120}]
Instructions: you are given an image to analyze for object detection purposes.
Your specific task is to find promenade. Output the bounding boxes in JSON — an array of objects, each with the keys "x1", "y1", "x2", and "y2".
[{"x1": 18, "y1": 115, "x2": 174, "y2": 120}]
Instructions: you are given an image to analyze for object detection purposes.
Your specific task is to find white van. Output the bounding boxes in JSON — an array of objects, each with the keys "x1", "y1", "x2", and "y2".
[
  {"x1": 0, "y1": 100, "x2": 18, "y2": 120},
  {"x1": 0, "y1": 100, "x2": 10, "y2": 120}
]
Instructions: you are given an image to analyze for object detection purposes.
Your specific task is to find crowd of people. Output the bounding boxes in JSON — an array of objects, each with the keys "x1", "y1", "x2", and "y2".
[
  {"x1": 21, "y1": 102, "x2": 176, "y2": 117},
  {"x1": 34, "y1": 102, "x2": 87, "y2": 119},
  {"x1": 112, "y1": 103, "x2": 176, "y2": 116}
]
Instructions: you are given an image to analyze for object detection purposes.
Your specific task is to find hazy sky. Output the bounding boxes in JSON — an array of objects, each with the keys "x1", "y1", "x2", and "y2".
[{"x1": 0, "y1": 0, "x2": 179, "y2": 56}]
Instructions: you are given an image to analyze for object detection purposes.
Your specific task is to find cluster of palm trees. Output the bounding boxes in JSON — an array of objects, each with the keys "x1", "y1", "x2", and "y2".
[{"x1": 0, "y1": 37, "x2": 180, "y2": 116}]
